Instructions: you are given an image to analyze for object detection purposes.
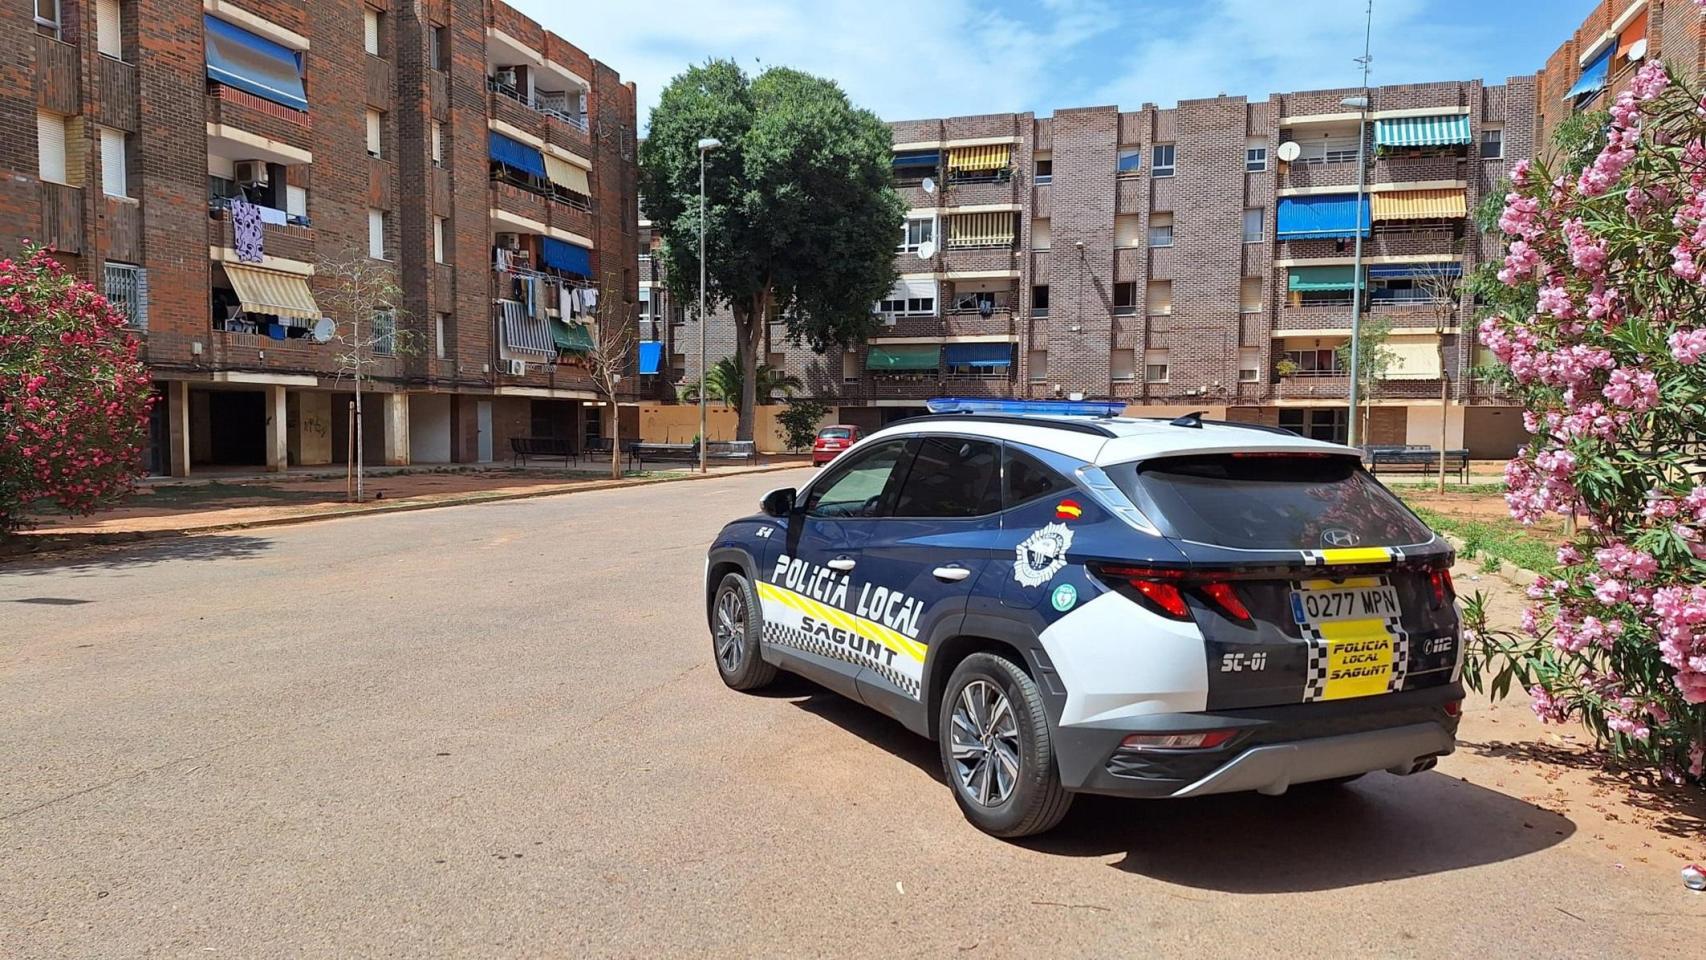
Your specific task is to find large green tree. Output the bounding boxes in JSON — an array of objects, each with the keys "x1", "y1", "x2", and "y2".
[{"x1": 640, "y1": 60, "x2": 903, "y2": 440}]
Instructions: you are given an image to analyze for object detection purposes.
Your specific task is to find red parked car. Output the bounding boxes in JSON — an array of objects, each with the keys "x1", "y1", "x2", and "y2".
[{"x1": 811, "y1": 425, "x2": 862, "y2": 466}]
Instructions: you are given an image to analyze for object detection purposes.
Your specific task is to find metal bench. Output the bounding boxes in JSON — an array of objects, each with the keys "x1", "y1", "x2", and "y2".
[
  {"x1": 703, "y1": 440, "x2": 758, "y2": 464},
  {"x1": 1367, "y1": 445, "x2": 1470, "y2": 483},
  {"x1": 581, "y1": 438, "x2": 641, "y2": 470},
  {"x1": 632, "y1": 440, "x2": 759, "y2": 468},
  {"x1": 510, "y1": 436, "x2": 573, "y2": 468}
]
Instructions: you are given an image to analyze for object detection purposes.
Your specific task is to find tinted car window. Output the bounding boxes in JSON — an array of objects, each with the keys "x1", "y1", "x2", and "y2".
[
  {"x1": 1112, "y1": 453, "x2": 1434, "y2": 550},
  {"x1": 818, "y1": 427, "x2": 852, "y2": 440},
  {"x1": 1004, "y1": 446, "x2": 1074, "y2": 507},
  {"x1": 890, "y1": 437, "x2": 1002, "y2": 518},
  {"x1": 805, "y1": 440, "x2": 908, "y2": 518}
]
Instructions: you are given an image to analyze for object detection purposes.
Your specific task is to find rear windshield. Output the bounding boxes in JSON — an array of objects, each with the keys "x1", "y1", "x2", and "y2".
[
  {"x1": 1111, "y1": 453, "x2": 1434, "y2": 551},
  {"x1": 818, "y1": 428, "x2": 852, "y2": 439}
]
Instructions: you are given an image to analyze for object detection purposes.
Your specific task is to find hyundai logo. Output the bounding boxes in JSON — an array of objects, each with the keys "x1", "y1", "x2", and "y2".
[{"x1": 1321, "y1": 528, "x2": 1361, "y2": 547}]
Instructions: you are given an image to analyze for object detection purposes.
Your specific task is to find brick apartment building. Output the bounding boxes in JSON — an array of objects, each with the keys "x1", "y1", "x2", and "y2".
[
  {"x1": 1539, "y1": 0, "x2": 1695, "y2": 144},
  {"x1": 3, "y1": 0, "x2": 638, "y2": 476},
  {"x1": 645, "y1": 79, "x2": 1539, "y2": 457}
]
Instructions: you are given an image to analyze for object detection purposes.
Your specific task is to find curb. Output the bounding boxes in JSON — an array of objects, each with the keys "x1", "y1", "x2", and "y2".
[
  {"x1": 1441, "y1": 531, "x2": 1542, "y2": 591},
  {"x1": 6, "y1": 462, "x2": 808, "y2": 559}
]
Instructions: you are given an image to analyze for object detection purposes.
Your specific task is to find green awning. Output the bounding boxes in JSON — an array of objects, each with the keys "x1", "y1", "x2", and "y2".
[
  {"x1": 1374, "y1": 114, "x2": 1472, "y2": 148},
  {"x1": 1288, "y1": 265, "x2": 1366, "y2": 292},
  {"x1": 552, "y1": 320, "x2": 594, "y2": 352},
  {"x1": 866, "y1": 344, "x2": 939, "y2": 371}
]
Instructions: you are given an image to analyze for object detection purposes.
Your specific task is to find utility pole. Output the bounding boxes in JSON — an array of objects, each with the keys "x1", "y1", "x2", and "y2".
[
  {"x1": 1345, "y1": 0, "x2": 1374, "y2": 448},
  {"x1": 696, "y1": 137, "x2": 721, "y2": 474}
]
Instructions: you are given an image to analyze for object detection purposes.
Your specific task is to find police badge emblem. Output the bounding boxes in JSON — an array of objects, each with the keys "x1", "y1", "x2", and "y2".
[{"x1": 1014, "y1": 522, "x2": 1073, "y2": 588}]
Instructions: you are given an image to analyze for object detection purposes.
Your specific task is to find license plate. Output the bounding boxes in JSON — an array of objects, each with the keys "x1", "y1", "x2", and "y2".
[{"x1": 1290, "y1": 584, "x2": 1402, "y2": 625}]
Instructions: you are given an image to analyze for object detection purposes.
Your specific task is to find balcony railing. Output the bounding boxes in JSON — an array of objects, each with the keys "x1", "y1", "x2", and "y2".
[
  {"x1": 490, "y1": 167, "x2": 593, "y2": 212},
  {"x1": 944, "y1": 294, "x2": 1016, "y2": 316},
  {"x1": 488, "y1": 77, "x2": 587, "y2": 130}
]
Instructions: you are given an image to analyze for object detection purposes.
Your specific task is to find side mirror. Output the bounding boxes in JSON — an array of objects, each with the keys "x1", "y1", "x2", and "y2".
[{"x1": 760, "y1": 487, "x2": 796, "y2": 518}]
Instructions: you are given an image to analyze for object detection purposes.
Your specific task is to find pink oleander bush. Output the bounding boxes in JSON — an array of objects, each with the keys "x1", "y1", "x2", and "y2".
[{"x1": 0, "y1": 247, "x2": 153, "y2": 534}]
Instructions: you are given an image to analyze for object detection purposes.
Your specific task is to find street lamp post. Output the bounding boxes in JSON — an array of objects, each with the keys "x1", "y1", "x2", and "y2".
[
  {"x1": 1342, "y1": 93, "x2": 1370, "y2": 448},
  {"x1": 696, "y1": 137, "x2": 721, "y2": 475}
]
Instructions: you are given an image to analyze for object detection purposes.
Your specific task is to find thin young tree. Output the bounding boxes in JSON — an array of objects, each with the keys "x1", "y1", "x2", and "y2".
[
  {"x1": 318, "y1": 250, "x2": 416, "y2": 502},
  {"x1": 1414, "y1": 259, "x2": 1465, "y2": 492},
  {"x1": 1337, "y1": 312, "x2": 1398, "y2": 446},
  {"x1": 582, "y1": 281, "x2": 637, "y2": 480}
]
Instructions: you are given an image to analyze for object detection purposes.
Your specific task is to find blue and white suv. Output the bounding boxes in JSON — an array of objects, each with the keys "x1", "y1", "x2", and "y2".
[{"x1": 704, "y1": 400, "x2": 1464, "y2": 837}]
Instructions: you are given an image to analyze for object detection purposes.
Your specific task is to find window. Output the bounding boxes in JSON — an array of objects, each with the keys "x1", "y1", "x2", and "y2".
[
  {"x1": 1144, "y1": 349, "x2": 1170, "y2": 383},
  {"x1": 430, "y1": 25, "x2": 448, "y2": 71},
  {"x1": 364, "y1": 8, "x2": 382, "y2": 57},
  {"x1": 431, "y1": 122, "x2": 444, "y2": 165},
  {"x1": 1117, "y1": 147, "x2": 1142, "y2": 177},
  {"x1": 1242, "y1": 207, "x2": 1265, "y2": 243},
  {"x1": 373, "y1": 310, "x2": 396, "y2": 356},
  {"x1": 36, "y1": 111, "x2": 68, "y2": 185},
  {"x1": 368, "y1": 208, "x2": 387, "y2": 259},
  {"x1": 286, "y1": 184, "x2": 308, "y2": 220},
  {"x1": 1481, "y1": 126, "x2": 1503, "y2": 160},
  {"x1": 841, "y1": 351, "x2": 859, "y2": 383},
  {"x1": 1035, "y1": 157, "x2": 1053, "y2": 184},
  {"x1": 1152, "y1": 144, "x2": 1175, "y2": 177},
  {"x1": 806, "y1": 439, "x2": 908, "y2": 518},
  {"x1": 1281, "y1": 346, "x2": 1346, "y2": 376},
  {"x1": 876, "y1": 296, "x2": 935, "y2": 317},
  {"x1": 1146, "y1": 280, "x2": 1172, "y2": 316},
  {"x1": 1148, "y1": 212, "x2": 1174, "y2": 248},
  {"x1": 1028, "y1": 349, "x2": 1048, "y2": 382},
  {"x1": 35, "y1": 0, "x2": 60, "y2": 39},
  {"x1": 1031, "y1": 217, "x2": 1051, "y2": 250},
  {"x1": 1238, "y1": 346, "x2": 1260, "y2": 382},
  {"x1": 96, "y1": 0, "x2": 123, "y2": 59},
  {"x1": 899, "y1": 216, "x2": 935, "y2": 253},
  {"x1": 1031, "y1": 284, "x2": 1049, "y2": 317},
  {"x1": 1278, "y1": 408, "x2": 1349, "y2": 445},
  {"x1": 1005, "y1": 447, "x2": 1073, "y2": 507},
  {"x1": 104, "y1": 262, "x2": 145, "y2": 328},
  {"x1": 890, "y1": 437, "x2": 1002, "y2": 519},
  {"x1": 1111, "y1": 348, "x2": 1136, "y2": 382},
  {"x1": 1115, "y1": 213, "x2": 1141, "y2": 247},
  {"x1": 366, "y1": 110, "x2": 383, "y2": 158},
  {"x1": 1245, "y1": 142, "x2": 1268, "y2": 172},
  {"x1": 435, "y1": 312, "x2": 448, "y2": 359},
  {"x1": 1240, "y1": 277, "x2": 1262, "y2": 314},
  {"x1": 100, "y1": 126, "x2": 127, "y2": 198},
  {"x1": 433, "y1": 217, "x2": 446, "y2": 263},
  {"x1": 1113, "y1": 281, "x2": 1138, "y2": 316}
]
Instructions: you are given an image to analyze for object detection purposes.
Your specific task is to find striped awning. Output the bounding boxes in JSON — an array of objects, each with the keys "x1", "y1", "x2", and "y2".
[
  {"x1": 1374, "y1": 114, "x2": 1472, "y2": 148},
  {"x1": 543, "y1": 153, "x2": 591, "y2": 195},
  {"x1": 223, "y1": 263, "x2": 320, "y2": 321},
  {"x1": 1371, "y1": 188, "x2": 1468, "y2": 221},
  {"x1": 500, "y1": 300, "x2": 554, "y2": 355},
  {"x1": 892, "y1": 150, "x2": 940, "y2": 168},
  {"x1": 946, "y1": 144, "x2": 1011, "y2": 172},
  {"x1": 1288, "y1": 265, "x2": 1365, "y2": 292},
  {"x1": 947, "y1": 211, "x2": 1015, "y2": 247}
]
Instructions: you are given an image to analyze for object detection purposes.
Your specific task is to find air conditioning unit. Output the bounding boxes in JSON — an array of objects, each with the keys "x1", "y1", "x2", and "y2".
[
  {"x1": 233, "y1": 160, "x2": 269, "y2": 187},
  {"x1": 508, "y1": 359, "x2": 527, "y2": 376},
  {"x1": 494, "y1": 67, "x2": 518, "y2": 89},
  {"x1": 495, "y1": 232, "x2": 522, "y2": 250}
]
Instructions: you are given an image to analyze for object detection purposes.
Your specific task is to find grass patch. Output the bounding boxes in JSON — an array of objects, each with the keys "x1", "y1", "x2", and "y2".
[{"x1": 1403, "y1": 502, "x2": 1557, "y2": 576}]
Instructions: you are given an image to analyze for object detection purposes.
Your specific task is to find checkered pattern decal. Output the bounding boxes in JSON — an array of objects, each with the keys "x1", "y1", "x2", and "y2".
[
  {"x1": 1301, "y1": 546, "x2": 1405, "y2": 567},
  {"x1": 762, "y1": 621, "x2": 922, "y2": 699},
  {"x1": 1296, "y1": 575, "x2": 1411, "y2": 703},
  {"x1": 755, "y1": 581, "x2": 926, "y2": 701}
]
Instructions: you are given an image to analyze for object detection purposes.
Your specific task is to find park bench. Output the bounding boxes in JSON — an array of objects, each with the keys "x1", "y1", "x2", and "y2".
[
  {"x1": 1367, "y1": 444, "x2": 1470, "y2": 484},
  {"x1": 632, "y1": 440, "x2": 759, "y2": 468},
  {"x1": 580, "y1": 438, "x2": 642, "y2": 470},
  {"x1": 510, "y1": 436, "x2": 574, "y2": 469}
]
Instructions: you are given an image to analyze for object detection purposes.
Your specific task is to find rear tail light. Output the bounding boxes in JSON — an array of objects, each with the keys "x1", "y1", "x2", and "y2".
[
  {"x1": 1131, "y1": 579, "x2": 1191, "y2": 619},
  {"x1": 1120, "y1": 729, "x2": 1236, "y2": 750},
  {"x1": 1198, "y1": 582, "x2": 1252, "y2": 622},
  {"x1": 1428, "y1": 569, "x2": 1456, "y2": 608},
  {"x1": 1443, "y1": 699, "x2": 1463, "y2": 717},
  {"x1": 1089, "y1": 564, "x2": 1251, "y2": 624}
]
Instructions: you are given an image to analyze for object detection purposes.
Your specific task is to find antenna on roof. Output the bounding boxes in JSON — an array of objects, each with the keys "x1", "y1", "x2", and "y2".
[
  {"x1": 1354, "y1": 0, "x2": 1374, "y2": 89},
  {"x1": 1169, "y1": 411, "x2": 1206, "y2": 429}
]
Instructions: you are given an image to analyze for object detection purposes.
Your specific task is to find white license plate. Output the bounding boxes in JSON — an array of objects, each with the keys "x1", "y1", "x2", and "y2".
[{"x1": 1290, "y1": 584, "x2": 1402, "y2": 625}]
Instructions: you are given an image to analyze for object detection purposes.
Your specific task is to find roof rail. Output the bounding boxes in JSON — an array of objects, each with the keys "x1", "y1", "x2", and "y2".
[
  {"x1": 1139, "y1": 417, "x2": 1303, "y2": 438},
  {"x1": 894, "y1": 413, "x2": 1119, "y2": 438}
]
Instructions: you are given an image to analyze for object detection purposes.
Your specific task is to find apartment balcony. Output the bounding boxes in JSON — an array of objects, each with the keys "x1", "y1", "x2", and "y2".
[
  {"x1": 1032, "y1": 183, "x2": 1051, "y2": 219},
  {"x1": 206, "y1": 84, "x2": 312, "y2": 153},
  {"x1": 894, "y1": 182, "x2": 938, "y2": 209},
  {"x1": 105, "y1": 197, "x2": 143, "y2": 263},
  {"x1": 207, "y1": 206, "x2": 316, "y2": 262},
  {"x1": 39, "y1": 182, "x2": 81, "y2": 255},
  {"x1": 1275, "y1": 302, "x2": 1356, "y2": 332},
  {"x1": 489, "y1": 80, "x2": 593, "y2": 157},
  {"x1": 365, "y1": 54, "x2": 393, "y2": 108},
  {"x1": 940, "y1": 244, "x2": 1019, "y2": 275},
  {"x1": 1277, "y1": 231, "x2": 1458, "y2": 262},
  {"x1": 1135, "y1": 244, "x2": 1166, "y2": 280},
  {"x1": 490, "y1": 176, "x2": 596, "y2": 238},
  {"x1": 865, "y1": 377, "x2": 1014, "y2": 401},
  {"x1": 93, "y1": 54, "x2": 137, "y2": 131},
  {"x1": 1115, "y1": 178, "x2": 1145, "y2": 213},
  {"x1": 35, "y1": 35, "x2": 79, "y2": 114},
  {"x1": 1279, "y1": 157, "x2": 1360, "y2": 190},
  {"x1": 1282, "y1": 152, "x2": 1468, "y2": 191},
  {"x1": 942, "y1": 178, "x2": 1017, "y2": 207}
]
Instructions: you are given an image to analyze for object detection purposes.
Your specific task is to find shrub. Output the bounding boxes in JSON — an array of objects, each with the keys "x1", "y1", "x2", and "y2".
[{"x1": 776, "y1": 398, "x2": 830, "y2": 453}]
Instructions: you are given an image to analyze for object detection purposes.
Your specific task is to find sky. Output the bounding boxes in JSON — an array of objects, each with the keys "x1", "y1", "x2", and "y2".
[{"x1": 515, "y1": 0, "x2": 1600, "y2": 131}]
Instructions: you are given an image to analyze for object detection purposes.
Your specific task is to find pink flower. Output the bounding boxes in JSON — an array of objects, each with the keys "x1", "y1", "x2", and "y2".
[{"x1": 1669, "y1": 328, "x2": 1706, "y2": 364}]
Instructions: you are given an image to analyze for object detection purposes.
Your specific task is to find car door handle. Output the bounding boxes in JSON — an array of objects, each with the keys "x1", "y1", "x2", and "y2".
[
  {"x1": 932, "y1": 565, "x2": 972, "y2": 582},
  {"x1": 827, "y1": 557, "x2": 857, "y2": 572}
]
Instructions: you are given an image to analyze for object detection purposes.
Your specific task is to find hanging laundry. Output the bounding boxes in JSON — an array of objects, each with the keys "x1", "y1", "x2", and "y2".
[
  {"x1": 229, "y1": 196, "x2": 265, "y2": 263},
  {"x1": 583, "y1": 287, "x2": 599, "y2": 313}
]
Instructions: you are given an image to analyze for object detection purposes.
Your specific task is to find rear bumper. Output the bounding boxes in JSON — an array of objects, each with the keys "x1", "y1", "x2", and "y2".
[{"x1": 1054, "y1": 683, "x2": 1462, "y2": 799}]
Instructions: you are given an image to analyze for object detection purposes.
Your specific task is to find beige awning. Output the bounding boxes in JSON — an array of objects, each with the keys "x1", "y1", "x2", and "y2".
[
  {"x1": 544, "y1": 153, "x2": 591, "y2": 195},
  {"x1": 223, "y1": 263, "x2": 320, "y2": 321}
]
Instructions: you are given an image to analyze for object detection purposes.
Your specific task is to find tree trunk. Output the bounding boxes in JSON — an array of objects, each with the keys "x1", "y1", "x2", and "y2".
[
  {"x1": 609, "y1": 403, "x2": 621, "y2": 480},
  {"x1": 734, "y1": 293, "x2": 764, "y2": 442},
  {"x1": 1438, "y1": 366, "x2": 1449, "y2": 495}
]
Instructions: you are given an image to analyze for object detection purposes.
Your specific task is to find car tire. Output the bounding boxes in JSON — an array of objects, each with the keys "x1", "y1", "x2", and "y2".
[
  {"x1": 711, "y1": 571, "x2": 777, "y2": 691},
  {"x1": 938, "y1": 652, "x2": 1073, "y2": 838}
]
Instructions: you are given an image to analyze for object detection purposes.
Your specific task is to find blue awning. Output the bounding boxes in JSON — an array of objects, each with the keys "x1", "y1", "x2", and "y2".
[
  {"x1": 1276, "y1": 194, "x2": 1371, "y2": 240},
  {"x1": 943, "y1": 342, "x2": 1013, "y2": 368},
  {"x1": 638, "y1": 341, "x2": 663, "y2": 375},
  {"x1": 1374, "y1": 114, "x2": 1472, "y2": 148},
  {"x1": 1369, "y1": 263, "x2": 1463, "y2": 279},
  {"x1": 204, "y1": 15, "x2": 307, "y2": 112},
  {"x1": 489, "y1": 132, "x2": 547, "y2": 179},
  {"x1": 1565, "y1": 45, "x2": 1613, "y2": 101},
  {"x1": 892, "y1": 150, "x2": 940, "y2": 168},
  {"x1": 541, "y1": 237, "x2": 592, "y2": 277}
]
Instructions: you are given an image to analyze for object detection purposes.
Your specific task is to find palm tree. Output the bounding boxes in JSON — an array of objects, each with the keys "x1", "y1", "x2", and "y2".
[{"x1": 679, "y1": 357, "x2": 802, "y2": 409}]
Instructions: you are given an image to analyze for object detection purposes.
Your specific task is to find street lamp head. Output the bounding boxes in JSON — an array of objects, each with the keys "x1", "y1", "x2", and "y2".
[
  {"x1": 1340, "y1": 96, "x2": 1369, "y2": 109},
  {"x1": 697, "y1": 137, "x2": 722, "y2": 152}
]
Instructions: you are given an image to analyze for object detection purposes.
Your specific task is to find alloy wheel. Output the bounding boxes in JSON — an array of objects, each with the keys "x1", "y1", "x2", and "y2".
[
  {"x1": 949, "y1": 679, "x2": 1021, "y2": 807},
  {"x1": 714, "y1": 587, "x2": 747, "y2": 674}
]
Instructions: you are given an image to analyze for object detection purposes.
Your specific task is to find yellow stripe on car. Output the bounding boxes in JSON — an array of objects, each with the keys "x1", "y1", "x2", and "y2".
[{"x1": 755, "y1": 582, "x2": 927, "y2": 663}]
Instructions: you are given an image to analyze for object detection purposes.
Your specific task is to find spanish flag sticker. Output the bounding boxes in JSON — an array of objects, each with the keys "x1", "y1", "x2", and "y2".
[{"x1": 1055, "y1": 499, "x2": 1083, "y2": 520}]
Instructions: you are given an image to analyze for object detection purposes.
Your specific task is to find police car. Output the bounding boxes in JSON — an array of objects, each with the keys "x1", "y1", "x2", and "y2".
[{"x1": 704, "y1": 399, "x2": 1463, "y2": 837}]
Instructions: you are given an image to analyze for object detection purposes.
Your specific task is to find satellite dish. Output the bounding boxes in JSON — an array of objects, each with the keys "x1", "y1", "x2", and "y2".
[
  {"x1": 309, "y1": 318, "x2": 335, "y2": 343},
  {"x1": 1277, "y1": 141, "x2": 1302, "y2": 162},
  {"x1": 1627, "y1": 38, "x2": 1648, "y2": 61},
  {"x1": 916, "y1": 240, "x2": 937, "y2": 260},
  {"x1": 921, "y1": 176, "x2": 936, "y2": 195}
]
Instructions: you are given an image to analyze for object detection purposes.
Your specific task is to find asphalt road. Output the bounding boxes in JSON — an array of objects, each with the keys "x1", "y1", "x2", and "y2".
[{"x1": 2, "y1": 469, "x2": 1697, "y2": 958}]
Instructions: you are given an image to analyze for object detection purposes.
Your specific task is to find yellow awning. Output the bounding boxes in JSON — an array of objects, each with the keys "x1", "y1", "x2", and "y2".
[
  {"x1": 947, "y1": 211, "x2": 1015, "y2": 247},
  {"x1": 1386, "y1": 335, "x2": 1444, "y2": 379},
  {"x1": 223, "y1": 263, "x2": 320, "y2": 321},
  {"x1": 543, "y1": 153, "x2": 591, "y2": 195},
  {"x1": 946, "y1": 144, "x2": 1011, "y2": 172},
  {"x1": 1371, "y1": 189, "x2": 1467, "y2": 221}
]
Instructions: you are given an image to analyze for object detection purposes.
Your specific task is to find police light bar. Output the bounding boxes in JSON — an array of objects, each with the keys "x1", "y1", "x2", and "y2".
[{"x1": 926, "y1": 397, "x2": 1126, "y2": 417}]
